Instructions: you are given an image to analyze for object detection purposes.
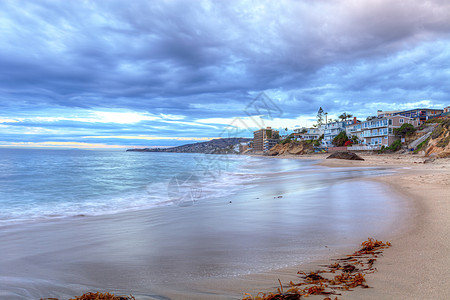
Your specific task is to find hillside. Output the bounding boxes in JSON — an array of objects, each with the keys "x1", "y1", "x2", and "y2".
[
  {"x1": 424, "y1": 117, "x2": 450, "y2": 158},
  {"x1": 126, "y1": 138, "x2": 251, "y2": 154}
]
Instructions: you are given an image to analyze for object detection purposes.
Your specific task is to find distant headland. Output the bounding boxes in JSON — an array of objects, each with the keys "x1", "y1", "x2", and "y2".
[{"x1": 126, "y1": 138, "x2": 251, "y2": 154}]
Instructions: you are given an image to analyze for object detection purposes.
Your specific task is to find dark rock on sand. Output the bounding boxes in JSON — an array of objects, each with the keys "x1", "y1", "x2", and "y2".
[{"x1": 326, "y1": 151, "x2": 364, "y2": 161}]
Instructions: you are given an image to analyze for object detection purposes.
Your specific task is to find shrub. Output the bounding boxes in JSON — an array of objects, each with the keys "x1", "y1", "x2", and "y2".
[
  {"x1": 413, "y1": 137, "x2": 430, "y2": 154},
  {"x1": 279, "y1": 137, "x2": 291, "y2": 145},
  {"x1": 388, "y1": 139, "x2": 402, "y2": 151},
  {"x1": 437, "y1": 135, "x2": 450, "y2": 148},
  {"x1": 332, "y1": 131, "x2": 349, "y2": 147},
  {"x1": 394, "y1": 123, "x2": 416, "y2": 137},
  {"x1": 431, "y1": 125, "x2": 444, "y2": 139},
  {"x1": 380, "y1": 139, "x2": 402, "y2": 153}
]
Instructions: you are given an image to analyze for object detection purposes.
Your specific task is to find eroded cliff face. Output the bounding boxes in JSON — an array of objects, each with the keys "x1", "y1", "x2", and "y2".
[
  {"x1": 425, "y1": 118, "x2": 450, "y2": 158},
  {"x1": 267, "y1": 141, "x2": 314, "y2": 156}
]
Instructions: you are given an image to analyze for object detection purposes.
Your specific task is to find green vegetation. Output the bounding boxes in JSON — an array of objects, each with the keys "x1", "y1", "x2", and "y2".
[
  {"x1": 413, "y1": 137, "x2": 430, "y2": 154},
  {"x1": 278, "y1": 133, "x2": 295, "y2": 145},
  {"x1": 351, "y1": 135, "x2": 359, "y2": 144},
  {"x1": 316, "y1": 107, "x2": 324, "y2": 126},
  {"x1": 313, "y1": 134, "x2": 324, "y2": 147},
  {"x1": 279, "y1": 137, "x2": 291, "y2": 145},
  {"x1": 394, "y1": 123, "x2": 416, "y2": 137},
  {"x1": 431, "y1": 118, "x2": 450, "y2": 139},
  {"x1": 338, "y1": 112, "x2": 353, "y2": 121},
  {"x1": 266, "y1": 129, "x2": 272, "y2": 139},
  {"x1": 332, "y1": 131, "x2": 349, "y2": 147},
  {"x1": 380, "y1": 139, "x2": 402, "y2": 153},
  {"x1": 437, "y1": 135, "x2": 450, "y2": 148}
]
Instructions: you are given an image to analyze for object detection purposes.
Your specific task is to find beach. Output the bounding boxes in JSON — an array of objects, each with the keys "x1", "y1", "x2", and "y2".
[
  {"x1": 0, "y1": 151, "x2": 449, "y2": 299},
  {"x1": 322, "y1": 154, "x2": 450, "y2": 299},
  {"x1": 224, "y1": 153, "x2": 450, "y2": 300}
]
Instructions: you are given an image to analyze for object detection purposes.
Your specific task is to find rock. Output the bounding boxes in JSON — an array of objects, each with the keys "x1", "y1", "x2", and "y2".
[
  {"x1": 326, "y1": 151, "x2": 364, "y2": 161},
  {"x1": 267, "y1": 141, "x2": 313, "y2": 156}
]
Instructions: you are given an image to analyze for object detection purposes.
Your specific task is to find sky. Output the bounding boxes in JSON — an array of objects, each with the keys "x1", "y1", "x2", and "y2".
[{"x1": 1, "y1": 0, "x2": 449, "y2": 149}]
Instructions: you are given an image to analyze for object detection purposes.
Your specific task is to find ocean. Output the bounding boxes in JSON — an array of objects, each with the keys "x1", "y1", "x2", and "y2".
[{"x1": 0, "y1": 149, "x2": 407, "y2": 299}]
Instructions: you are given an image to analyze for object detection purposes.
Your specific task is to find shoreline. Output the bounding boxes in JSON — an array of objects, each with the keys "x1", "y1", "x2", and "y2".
[
  {"x1": 235, "y1": 153, "x2": 450, "y2": 299},
  {"x1": 1, "y1": 153, "x2": 449, "y2": 299}
]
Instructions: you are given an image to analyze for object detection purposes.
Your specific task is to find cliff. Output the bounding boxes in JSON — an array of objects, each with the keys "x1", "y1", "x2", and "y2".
[
  {"x1": 267, "y1": 141, "x2": 314, "y2": 156},
  {"x1": 126, "y1": 138, "x2": 251, "y2": 154},
  {"x1": 424, "y1": 118, "x2": 450, "y2": 158}
]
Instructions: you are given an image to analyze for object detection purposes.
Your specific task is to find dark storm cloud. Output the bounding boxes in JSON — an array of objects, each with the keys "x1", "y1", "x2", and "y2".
[{"x1": 1, "y1": 0, "x2": 450, "y2": 147}]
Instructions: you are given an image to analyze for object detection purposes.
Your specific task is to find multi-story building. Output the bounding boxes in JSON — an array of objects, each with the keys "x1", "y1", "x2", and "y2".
[
  {"x1": 443, "y1": 106, "x2": 450, "y2": 114},
  {"x1": 253, "y1": 127, "x2": 279, "y2": 152},
  {"x1": 323, "y1": 119, "x2": 356, "y2": 146},
  {"x1": 378, "y1": 108, "x2": 443, "y2": 124},
  {"x1": 354, "y1": 115, "x2": 418, "y2": 147},
  {"x1": 345, "y1": 119, "x2": 362, "y2": 142},
  {"x1": 292, "y1": 127, "x2": 323, "y2": 141}
]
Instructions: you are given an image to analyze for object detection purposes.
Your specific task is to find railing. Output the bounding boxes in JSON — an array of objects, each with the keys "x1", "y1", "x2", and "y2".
[
  {"x1": 328, "y1": 146, "x2": 348, "y2": 152},
  {"x1": 348, "y1": 145, "x2": 381, "y2": 151}
]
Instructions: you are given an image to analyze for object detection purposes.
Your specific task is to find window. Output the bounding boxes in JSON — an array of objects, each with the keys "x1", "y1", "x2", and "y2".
[
  {"x1": 389, "y1": 128, "x2": 392, "y2": 134},
  {"x1": 399, "y1": 118, "x2": 404, "y2": 123},
  {"x1": 385, "y1": 136, "x2": 388, "y2": 139},
  {"x1": 389, "y1": 119, "x2": 393, "y2": 125}
]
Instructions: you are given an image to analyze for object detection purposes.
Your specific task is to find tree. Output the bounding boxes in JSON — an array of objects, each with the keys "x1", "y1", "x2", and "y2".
[
  {"x1": 332, "y1": 131, "x2": 349, "y2": 147},
  {"x1": 351, "y1": 135, "x2": 360, "y2": 144},
  {"x1": 394, "y1": 123, "x2": 416, "y2": 137},
  {"x1": 317, "y1": 107, "x2": 324, "y2": 126},
  {"x1": 324, "y1": 112, "x2": 328, "y2": 124},
  {"x1": 338, "y1": 112, "x2": 352, "y2": 122}
]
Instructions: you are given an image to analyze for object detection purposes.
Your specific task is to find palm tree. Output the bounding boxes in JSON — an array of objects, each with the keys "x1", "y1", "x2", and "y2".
[
  {"x1": 338, "y1": 113, "x2": 347, "y2": 121},
  {"x1": 338, "y1": 112, "x2": 353, "y2": 122}
]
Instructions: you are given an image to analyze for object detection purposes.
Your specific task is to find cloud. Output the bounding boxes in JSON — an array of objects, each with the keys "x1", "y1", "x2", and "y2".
[{"x1": 0, "y1": 0, "x2": 450, "y2": 147}]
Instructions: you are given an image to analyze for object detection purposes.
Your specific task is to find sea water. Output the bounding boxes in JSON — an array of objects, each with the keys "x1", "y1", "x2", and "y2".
[{"x1": 0, "y1": 149, "x2": 406, "y2": 299}]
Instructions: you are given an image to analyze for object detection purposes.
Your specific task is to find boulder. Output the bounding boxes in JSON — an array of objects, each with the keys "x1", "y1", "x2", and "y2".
[{"x1": 326, "y1": 151, "x2": 364, "y2": 161}]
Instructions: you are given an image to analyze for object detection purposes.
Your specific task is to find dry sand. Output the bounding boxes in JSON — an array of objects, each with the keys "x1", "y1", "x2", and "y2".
[
  {"x1": 321, "y1": 154, "x2": 450, "y2": 299},
  {"x1": 181, "y1": 153, "x2": 450, "y2": 299}
]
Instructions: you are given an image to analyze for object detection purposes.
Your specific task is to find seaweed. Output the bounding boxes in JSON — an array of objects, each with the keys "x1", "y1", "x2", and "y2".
[
  {"x1": 242, "y1": 238, "x2": 391, "y2": 300},
  {"x1": 69, "y1": 292, "x2": 135, "y2": 300}
]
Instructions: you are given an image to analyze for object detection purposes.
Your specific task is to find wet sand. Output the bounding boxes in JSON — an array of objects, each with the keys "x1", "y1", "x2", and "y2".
[
  {"x1": 1, "y1": 154, "x2": 448, "y2": 299},
  {"x1": 0, "y1": 157, "x2": 409, "y2": 300},
  {"x1": 229, "y1": 153, "x2": 450, "y2": 299}
]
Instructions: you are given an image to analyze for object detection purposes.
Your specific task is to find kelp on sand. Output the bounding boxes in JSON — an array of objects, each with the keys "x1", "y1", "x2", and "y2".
[{"x1": 243, "y1": 238, "x2": 391, "y2": 300}]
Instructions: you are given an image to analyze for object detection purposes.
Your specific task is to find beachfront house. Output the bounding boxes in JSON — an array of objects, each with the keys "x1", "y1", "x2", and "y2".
[
  {"x1": 323, "y1": 119, "x2": 356, "y2": 146},
  {"x1": 253, "y1": 127, "x2": 280, "y2": 153},
  {"x1": 292, "y1": 127, "x2": 323, "y2": 141},
  {"x1": 345, "y1": 118, "x2": 362, "y2": 142},
  {"x1": 349, "y1": 115, "x2": 418, "y2": 149},
  {"x1": 378, "y1": 108, "x2": 443, "y2": 125}
]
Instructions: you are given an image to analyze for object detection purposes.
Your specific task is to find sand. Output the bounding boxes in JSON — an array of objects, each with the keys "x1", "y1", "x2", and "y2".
[
  {"x1": 121, "y1": 153, "x2": 450, "y2": 299},
  {"x1": 323, "y1": 154, "x2": 450, "y2": 299},
  {"x1": 3, "y1": 153, "x2": 450, "y2": 299},
  {"x1": 230, "y1": 153, "x2": 450, "y2": 299}
]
